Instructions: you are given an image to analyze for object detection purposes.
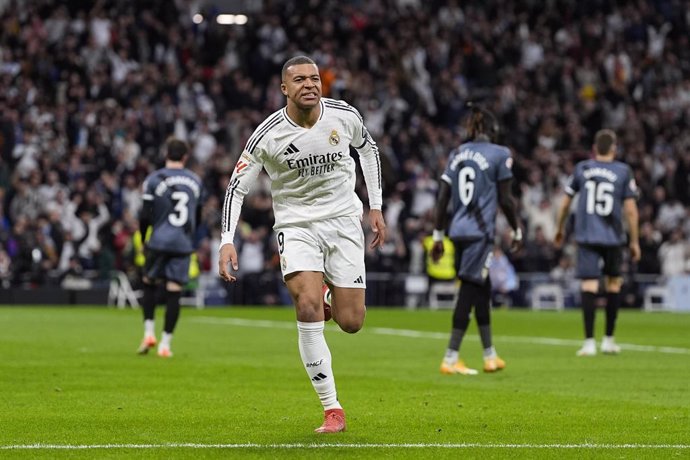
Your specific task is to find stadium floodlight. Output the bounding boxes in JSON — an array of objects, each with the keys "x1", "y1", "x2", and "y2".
[
  {"x1": 216, "y1": 14, "x2": 248, "y2": 25},
  {"x1": 192, "y1": 13, "x2": 204, "y2": 24}
]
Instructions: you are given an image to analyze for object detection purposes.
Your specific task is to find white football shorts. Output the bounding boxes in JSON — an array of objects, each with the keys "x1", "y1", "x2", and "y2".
[{"x1": 274, "y1": 215, "x2": 366, "y2": 288}]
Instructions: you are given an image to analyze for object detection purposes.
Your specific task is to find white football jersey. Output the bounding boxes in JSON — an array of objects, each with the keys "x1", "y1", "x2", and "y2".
[{"x1": 220, "y1": 98, "x2": 383, "y2": 246}]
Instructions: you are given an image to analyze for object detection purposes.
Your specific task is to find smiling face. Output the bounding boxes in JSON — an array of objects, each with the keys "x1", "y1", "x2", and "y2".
[{"x1": 281, "y1": 63, "x2": 322, "y2": 110}]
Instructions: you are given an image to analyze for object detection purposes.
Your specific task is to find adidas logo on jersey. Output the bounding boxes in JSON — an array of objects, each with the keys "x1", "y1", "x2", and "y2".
[
  {"x1": 283, "y1": 143, "x2": 299, "y2": 156},
  {"x1": 353, "y1": 276, "x2": 363, "y2": 284}
]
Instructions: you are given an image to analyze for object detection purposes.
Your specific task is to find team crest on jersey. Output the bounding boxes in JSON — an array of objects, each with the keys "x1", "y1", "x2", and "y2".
[
  {"x1": 281, "y1": 256, "x2": 287, "y2": 271},
  {"x1": 329, "y1": 130, "x2": 340, "y2": 146}
]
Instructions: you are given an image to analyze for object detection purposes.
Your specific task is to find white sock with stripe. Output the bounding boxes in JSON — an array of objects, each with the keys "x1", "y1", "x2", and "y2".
[
  {"x1": 160, "y1": 332, "x2": 172, "y2": 349},
  {"x1": 144, "y1": 319, "x2": 155, "y2": 338},
  {"x1": 297, "y1": 321, "x2": 342, "y2": 410}
]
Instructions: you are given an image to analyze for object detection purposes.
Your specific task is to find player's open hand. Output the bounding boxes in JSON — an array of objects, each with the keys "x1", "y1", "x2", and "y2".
[
  {"x1": 218, "y1": 243, "x2": 239, "y2": 282},
  {"x1": 369, "y1": 209, "x2": 387, "y2": 249},
  {"x1": 629, "y1": 241, "x2": 641, "y2": 263},
  {"x1": 431, "y1": 241, "x2": 444, "y2": 262},
  {"x1": 508, "y1": 227, "x2": 523, "y2": 253}
]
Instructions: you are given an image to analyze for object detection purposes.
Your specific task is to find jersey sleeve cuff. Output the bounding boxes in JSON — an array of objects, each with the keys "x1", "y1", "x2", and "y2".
[{"x1": 219, "y1": 232, "x2": 235, "y2": 249}]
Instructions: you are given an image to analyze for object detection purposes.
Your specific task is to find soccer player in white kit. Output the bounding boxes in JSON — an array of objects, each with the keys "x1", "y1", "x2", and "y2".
[{"x1": 218, "y1": 56, "x2": 387, "y2": 433}]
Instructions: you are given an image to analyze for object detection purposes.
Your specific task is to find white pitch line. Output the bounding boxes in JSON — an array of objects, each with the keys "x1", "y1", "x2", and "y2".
[
  {"x1": 192, "y1": 317, "x2": 690, "y2": 355},
  {"x1": 1, "y1": 443, "x2": 689, "y2": 450}
]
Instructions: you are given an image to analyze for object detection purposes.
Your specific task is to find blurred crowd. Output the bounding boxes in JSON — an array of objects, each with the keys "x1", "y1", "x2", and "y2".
[{"x1": 1, "y1": 0, "x2": 689, "y2": 302}]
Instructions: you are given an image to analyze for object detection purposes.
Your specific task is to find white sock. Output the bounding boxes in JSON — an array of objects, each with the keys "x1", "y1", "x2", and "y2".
[
  {"x1": 583, "y1": 338, "x2": 596, "y2": 348},
  {"x1": 444, "y1": 349, "x2": 458, "y2": 364},
  {"x1": 144, "y1": 320, "x2": 155, "y2": 338},
  {"x1": 483, "y1": 346, "x2": 497, "y2": 359},
  {"x1": 160, "y1": 332, "x2": 173, "y2": 349},
  {"x1": 297, "y1": 321, "x2": 341, "y2": 410}
]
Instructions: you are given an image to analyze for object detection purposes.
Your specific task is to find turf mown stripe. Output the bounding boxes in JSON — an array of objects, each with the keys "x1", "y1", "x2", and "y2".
[
  {"x1": 1, "y1": 443, "x2": 689, "y2": 450},
  {"x1": 0, "y1": 443, "x2": 690, "y2": 450},
  {"x1": 192, "y1": 317, "x2": 690, "y2": 355}
]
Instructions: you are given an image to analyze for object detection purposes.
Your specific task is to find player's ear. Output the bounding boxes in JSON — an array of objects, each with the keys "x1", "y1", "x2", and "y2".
[{"x1": 280, "y1": 82, "x2": 288, "y2": 96}]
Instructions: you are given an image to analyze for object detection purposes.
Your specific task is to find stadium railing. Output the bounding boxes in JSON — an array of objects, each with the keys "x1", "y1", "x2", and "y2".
[
  {"x1": 108, "y1": 271, "x2": 141, "y2": 308},
  {"x1": 2, "y1": 272, "x2": 689, "y2": 311}
]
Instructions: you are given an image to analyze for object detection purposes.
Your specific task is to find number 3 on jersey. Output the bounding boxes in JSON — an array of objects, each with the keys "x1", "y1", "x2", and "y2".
[
  {"x1": 168, "y1": 191, "x2": 189, "y2": 227},
  {"x1": 458, "y1": 166, "x2": 476, "y2": 205},
  {"x1": 584, "y1": 180, "x2": 613, "y2": 216}
]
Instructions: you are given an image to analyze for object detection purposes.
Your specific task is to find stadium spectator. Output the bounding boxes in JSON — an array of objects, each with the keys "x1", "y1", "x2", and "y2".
[
  {"x1": 71, "y1": 194, "x2": 110, "y2": 270},
  {"x1": 638, "y1": 222, "x2": 662, "y2": 275},
  {"x1": 658, "y1": 229, "x2": 690, "y2": 278},
  {"x1": 489, "y1": 246, "x2": 519, "y2": 308},
  {"x1": 8, "y1": 176, "x2": 41, "y2": 223},
  {"x1": 422, "y1": 233, "x2": 456, "y2": 288},
  {"x1": 550, "y1": 253, "x2": 579, "y2": 306},
  {"x1": 0, "y1": 0, "x2": 687, "y2": 310},
  {"x1": 515, "y1": 225, "x2": 557, "y2": 273}
]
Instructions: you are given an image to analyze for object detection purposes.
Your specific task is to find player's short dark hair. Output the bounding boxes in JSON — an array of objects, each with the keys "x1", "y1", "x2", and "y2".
[
  {"x1": 466, "y1": 102, "x2": 499, "y2": 142},
  {"x1": 281, "y1": 56, "x2": 317, "y2": 80},
  {"x1": 165, "y1": 138, "x2": 188, "y2": 161},
  {"x1": 594, "y1": 129, "x2": 617, "y2": 156}
]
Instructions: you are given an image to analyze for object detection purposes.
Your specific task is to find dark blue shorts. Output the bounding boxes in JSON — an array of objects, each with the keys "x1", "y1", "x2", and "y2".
[
  {"x1": 576, "y1": 244, "x2": 623, "y2": 279},
  {"x1": 452, "y1": 238, "x2": 493, "y2": 284},
  {"x1": 144, "y1": 249, "x2": 191, "y2": 285}
]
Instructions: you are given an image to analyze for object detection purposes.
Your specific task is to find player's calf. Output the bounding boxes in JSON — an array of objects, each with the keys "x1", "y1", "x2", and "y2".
[{"x1": 327, "y1": 287, "x2": 366, "y2": 333}]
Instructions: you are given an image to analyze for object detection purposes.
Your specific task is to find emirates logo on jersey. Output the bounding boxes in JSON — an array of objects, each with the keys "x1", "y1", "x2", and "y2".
[{"x1": 329, "y1": 130, "x2": 340, "y2": 146}]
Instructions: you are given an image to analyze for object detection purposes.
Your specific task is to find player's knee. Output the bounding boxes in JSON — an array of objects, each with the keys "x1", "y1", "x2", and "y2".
[
  {"x1": 339, "y1": 317, "x2": 364, "y2": 334},
  {"x1": 294, "y1": 295, "x2": 323, "y2": 322},
  {"x1": 335, "y1": 306, "x2": 365, "y2": 333},
  {"x1": 452, "y1": 310, "x2": 471, "y2": 330},
  {"x1": 605, "y1": 276, "x2": 622, "y2": 292},
  {"x1": 166, "y1": 281, "x2": 182, "y2": 292},
  {"x1": 475, "y1": 309, "x2": 490, "y2": 326}
]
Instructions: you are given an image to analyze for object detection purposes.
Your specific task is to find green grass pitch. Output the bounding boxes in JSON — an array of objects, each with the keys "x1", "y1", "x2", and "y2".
[{"x1": 0, "y1": 305, "x2": 688, "y2": 459}]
